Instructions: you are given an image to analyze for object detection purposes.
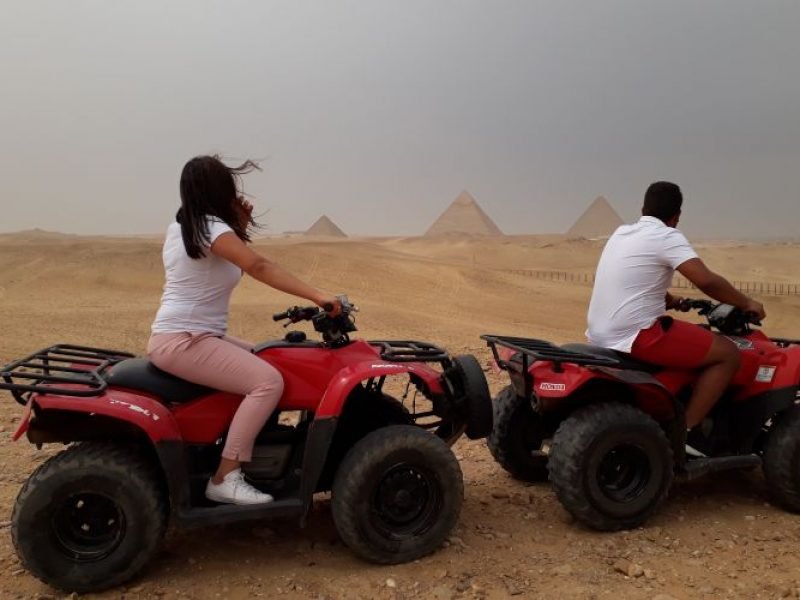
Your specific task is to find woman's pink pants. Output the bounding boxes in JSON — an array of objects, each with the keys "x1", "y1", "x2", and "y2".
[{"x1": 147, "y1": 332, "x2": 284, "y2": 462}]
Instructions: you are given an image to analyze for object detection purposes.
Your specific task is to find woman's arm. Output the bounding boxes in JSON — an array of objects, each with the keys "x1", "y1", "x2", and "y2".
[{"x1": 210, "y1": 231, "x2": 340, "y2": 312}]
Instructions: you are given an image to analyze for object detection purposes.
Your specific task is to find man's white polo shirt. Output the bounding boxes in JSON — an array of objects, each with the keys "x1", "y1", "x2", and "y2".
[{"x1": 586, "y1": 216, "x2": 698, "y2": 352}]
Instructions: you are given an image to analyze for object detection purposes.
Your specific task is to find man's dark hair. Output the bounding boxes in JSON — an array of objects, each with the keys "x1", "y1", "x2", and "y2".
[
  {"x1": 177, "y1": 155, "x2": 261, "y2": 259},
  {"x1": 643, "y1": 181, "x2": 683, "y2": 222}
]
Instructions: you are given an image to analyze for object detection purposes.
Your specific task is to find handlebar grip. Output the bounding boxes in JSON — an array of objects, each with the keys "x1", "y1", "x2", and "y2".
[
  {"x1": 744, "y1": 311, "x2": 762, "y2": 326},
  {"x1": 272, "y1": 311, "x2": 289, "y2": 322}
]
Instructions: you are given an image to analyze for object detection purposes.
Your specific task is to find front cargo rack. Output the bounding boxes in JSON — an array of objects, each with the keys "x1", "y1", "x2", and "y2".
[
  {"x1": 770, "y1": 337, "x2": 800, "y2": 348},
  {"x1": 481, "y1": 335, "x2": 621, "y2": 372},
  {"x1": 369, "y1": 340, "x2": 450, "y2": 364},
  {"x1": 0, "y1": 344, "x2": 135, "y2": 406}
]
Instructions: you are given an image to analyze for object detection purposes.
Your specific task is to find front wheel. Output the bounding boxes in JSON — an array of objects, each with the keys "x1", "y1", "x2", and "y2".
[
  {"x1": 548, "y1": 403, "x2": 673, "y2": 531},
  {"x1": 331, "y1": 425, "x2": 463, "y2": 564},
  {"x1": 451, "y1": 354, "x2": 493, "y2": 440},
  {"x1": 763, "y1": 405, "x2": 800, "y2": 511},
  {"x1": 11, "y1": 443, "x2": 167, "y2": 593}
]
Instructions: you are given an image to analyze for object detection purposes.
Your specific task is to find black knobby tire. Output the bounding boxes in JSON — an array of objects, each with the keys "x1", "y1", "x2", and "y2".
[
  {"x1": 548, "y1": 403, "x2": 673, "y2": 531},
  {"x1": 331, "y1": 425, "x2": 464, "y2": 564},
  {"x1": 11, "y1": 442, "x2": 168, "y2": 593},
  {"x1": 763, "y1": 405, "x2": 800, "y2": 511},
  {"x1": 487, "y1": 385, "x2": 549, "y2": 482},
  {"x1": 451, "y1": 354, "x2": 493, "y2": 440}
]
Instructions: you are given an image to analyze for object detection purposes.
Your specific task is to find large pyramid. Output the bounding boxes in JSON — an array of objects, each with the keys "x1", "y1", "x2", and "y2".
[
  {"x1": 425, "y1": 191, "x2": 503, "y2": 236},
  {"x1": 566, "y1": 196, "x2": 624, "y2": 239},
  {"x1": 305, "y1": 215, "x2": 347, "y2": 238}
]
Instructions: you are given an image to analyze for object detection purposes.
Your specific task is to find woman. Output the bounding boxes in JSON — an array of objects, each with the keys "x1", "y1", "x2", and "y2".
[{"x1": 148, "y1": 155, "x2": 341, "y2": 505}]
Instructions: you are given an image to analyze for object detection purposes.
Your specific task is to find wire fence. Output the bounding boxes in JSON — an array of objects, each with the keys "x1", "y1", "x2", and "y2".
[{"x1": 501, "y1": 269, "x2": 800, "y2": 297}]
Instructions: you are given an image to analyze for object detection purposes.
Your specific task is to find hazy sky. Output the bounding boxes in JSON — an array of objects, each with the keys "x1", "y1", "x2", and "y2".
[{"x1": 2, "y1": 1, "x2": 799, "y2": 238}]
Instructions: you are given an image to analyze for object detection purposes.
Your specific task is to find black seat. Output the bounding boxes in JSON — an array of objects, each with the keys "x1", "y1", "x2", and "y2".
[
  {"x1": 560, "y1": 343, "x2": 661, "y2": 373},
  {"x1": 104, "y1": 358, "x2": 214, "y2": 403}
]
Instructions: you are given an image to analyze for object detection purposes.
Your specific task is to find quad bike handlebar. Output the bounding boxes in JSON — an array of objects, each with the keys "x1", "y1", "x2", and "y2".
[
  {"x1": 272, "y1": 295, "x2": 358, "y2": 347},
  {"x1": 673, "y1": 298, "x2": 761, "y2": 335}
]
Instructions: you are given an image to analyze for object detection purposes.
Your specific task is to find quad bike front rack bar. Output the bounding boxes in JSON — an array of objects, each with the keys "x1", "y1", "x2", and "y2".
[
  {"x1": 0, "y1": 344, "x2": 134, "y2": 406},
  {"x1": 369, "y1": 340, "x2": 451, "y2": 364},
  {"x1": 481, "y1": 335, "x2": 622, "y2": 372},
  {"x1": 770, "y1": 337, "x2": 800, "y2": 348}
]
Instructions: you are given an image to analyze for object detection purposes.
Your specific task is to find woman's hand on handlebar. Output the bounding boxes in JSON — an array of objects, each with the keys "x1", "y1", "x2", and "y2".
[{"x1": 314, "y1": 294, "x2": 343, "y2": 316}]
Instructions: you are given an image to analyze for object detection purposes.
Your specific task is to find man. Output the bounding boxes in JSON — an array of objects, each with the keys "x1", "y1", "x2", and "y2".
[{"x1": 587, "y1": 181, "x2": 766, "y2": 447}]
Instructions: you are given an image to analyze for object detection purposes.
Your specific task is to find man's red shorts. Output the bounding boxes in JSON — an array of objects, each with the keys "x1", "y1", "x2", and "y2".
[{"x1": 630, "y1": 316, "x2": 714, "y2": 369}]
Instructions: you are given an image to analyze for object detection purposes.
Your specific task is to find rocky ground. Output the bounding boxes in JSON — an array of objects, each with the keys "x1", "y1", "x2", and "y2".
[{"x1": 3, "y1": 235, "x2": 800, "y2": 599}]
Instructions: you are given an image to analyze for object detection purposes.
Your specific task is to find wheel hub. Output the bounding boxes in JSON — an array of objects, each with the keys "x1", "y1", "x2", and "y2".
[
  {"x1": 371, "y1": 463, "x2": 441, "y2": 538},
  {"x1": 52, "y1": 492, "x2": 126, "y2": 562},
  {"x1": 596, "y1": 443, "x2": 651, "y2": 503}
]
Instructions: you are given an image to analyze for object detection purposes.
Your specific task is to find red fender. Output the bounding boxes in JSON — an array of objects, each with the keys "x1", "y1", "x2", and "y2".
[
  {"x1": 16, "y1": 388, "x2": 181, "y2": 443},
  {"x1": 315, "y1": 360, "x2": 444, "y2": 418},
  {"x1": 531, "y1": 362, "x2": 677, "y2": 421}
]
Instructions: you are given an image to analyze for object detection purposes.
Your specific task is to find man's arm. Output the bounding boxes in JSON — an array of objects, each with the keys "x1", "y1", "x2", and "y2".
[{"x1": 677, "y1": 258, "x2": 766, "y2": 319}]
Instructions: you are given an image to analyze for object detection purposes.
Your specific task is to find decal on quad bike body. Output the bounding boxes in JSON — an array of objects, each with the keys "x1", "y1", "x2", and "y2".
[
  {"x1": 756, "y1": 366, "x2": 777, "y2": 383},
  {"x1": 725, "y1": 336, "x2": 755, "y2": 350},
  {"x1": 538, "y1": 382, "x2": 566, "y2": 392},
  {"x1": 108, "y1": 399, "x2": 161, "y2": 421}
]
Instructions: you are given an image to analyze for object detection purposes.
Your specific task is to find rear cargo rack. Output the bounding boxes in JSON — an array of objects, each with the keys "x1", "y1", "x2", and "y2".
[
  {"x1": 369, "y1": 340, "x2": 450, "y2": 364},
  {"x1": 482, "y1": 334, "x2": 623, "y2": 401},
  {"x1": 0, "y1": 344, "x2": 135, "y2": 406},
  {"x1": 482, "y1": 335, "x2": 621, "y2": 371}
]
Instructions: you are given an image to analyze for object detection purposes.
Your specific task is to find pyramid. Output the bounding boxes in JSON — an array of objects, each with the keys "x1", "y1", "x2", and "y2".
[
  {"x1": 425, "y1": 191, "x2": 503, "y2": 236},
  {"x1": 566, "y1": 196, "x2": 624, "y2": 239},
  {"x1": 305, "y1": 215, "x2": 347, "y2": 237}
]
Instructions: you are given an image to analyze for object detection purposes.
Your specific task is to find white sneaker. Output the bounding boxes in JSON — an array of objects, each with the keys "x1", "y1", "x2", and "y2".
[
  {"x1": 685, "y1": 444, "x2": 707, "y2": 458},
  {"x1": 205, "y1": 469, "x2": 274, "y2": 505}
]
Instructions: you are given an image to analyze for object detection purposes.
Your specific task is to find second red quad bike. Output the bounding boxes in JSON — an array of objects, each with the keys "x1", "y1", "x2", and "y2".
[
  {"x1": 484, "y1": 300, "x2": 800, "y2": 531},
  {"x1": 1, "y1": 297, "x2": 492, "y2": 592}
]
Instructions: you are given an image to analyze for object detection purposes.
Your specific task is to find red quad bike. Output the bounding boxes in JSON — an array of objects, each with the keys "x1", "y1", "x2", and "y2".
[
  {"x1": 1, "y1": 297, "x2": 492, "y2": 592},
  {"x1": 483, "y1": 299, "x2": 800, "y2": 531}
]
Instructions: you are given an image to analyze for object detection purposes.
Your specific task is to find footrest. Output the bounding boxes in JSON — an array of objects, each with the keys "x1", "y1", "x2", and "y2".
[
  {"x1": 681, "y1": 454, "x2": 761, "y2": 481},
  {"x1": 175, "y1": 497, "x2": 305, "y2": 528}
]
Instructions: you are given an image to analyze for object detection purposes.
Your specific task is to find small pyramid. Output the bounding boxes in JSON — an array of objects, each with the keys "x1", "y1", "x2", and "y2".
[
  {"x1": 425, "y1": 191, "x2": 503, "y2": 236},
  {"x1": 566, "y1": 196, "x2": 624, "y2": 239},
  {"x1": 305, "y1": 215, "x2": 347, "y2": 238}
]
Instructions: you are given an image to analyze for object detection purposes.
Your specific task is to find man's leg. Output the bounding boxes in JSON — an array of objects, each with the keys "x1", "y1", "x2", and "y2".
[
  {"x1": 631, "y1": 318, "x2": 740, "y2": 429},
  {"x1": 684, "y1": 335, "x2": 740, "y2": 429}
]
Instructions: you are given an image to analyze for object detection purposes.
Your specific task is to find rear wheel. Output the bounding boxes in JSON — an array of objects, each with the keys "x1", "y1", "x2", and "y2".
[
  {"x1": 487, "y1": 386, "x2": 550, "y2": 481},
  {"x1": 332, "y1": 425, "x2": 463, "y2": 564},
  {"x1": 11, "y1": 442, "x2": 167, "y2": 593},
  {"x1": 548, "y1": 403, "x2": 673, "y2": 531},
  {"x1": 763, "y1": 405, "x2": 800, "y2": 511}
]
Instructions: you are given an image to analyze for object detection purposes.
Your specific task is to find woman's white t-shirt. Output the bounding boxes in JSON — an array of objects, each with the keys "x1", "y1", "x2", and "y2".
[{"x1": 151, "y1": 218, "x2": 242, "y2": 335}]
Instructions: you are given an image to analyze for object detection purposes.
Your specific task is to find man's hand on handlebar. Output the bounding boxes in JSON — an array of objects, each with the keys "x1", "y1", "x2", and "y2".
[{"x1": 743, "y1": 298, "x2": 766, "y2": 322}]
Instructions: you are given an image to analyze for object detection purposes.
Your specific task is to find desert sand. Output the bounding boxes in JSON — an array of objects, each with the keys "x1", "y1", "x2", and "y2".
[{"x1": 2, "y1": 233, "x2": 800, "y2": 600}]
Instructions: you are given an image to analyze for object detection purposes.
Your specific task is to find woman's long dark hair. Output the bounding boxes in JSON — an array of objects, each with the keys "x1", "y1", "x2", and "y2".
[{"x1": 177, "y1": 155, "x2": 261, "y2": 258}]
